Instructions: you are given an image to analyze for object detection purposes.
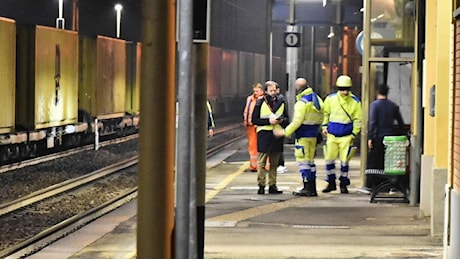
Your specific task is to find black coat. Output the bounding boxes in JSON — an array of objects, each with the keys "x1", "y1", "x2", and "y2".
[{"x1": 251, "y1": 94, "x2": 289, "y2": 153}]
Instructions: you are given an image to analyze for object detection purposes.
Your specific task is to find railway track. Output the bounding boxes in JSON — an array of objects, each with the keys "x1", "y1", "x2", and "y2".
[
  {"x1": 0, "y1": 134, "x2": 139, "y2": 174},
  {"x1": 0, "y1": 123, "x2": 245, "y2": 258}
]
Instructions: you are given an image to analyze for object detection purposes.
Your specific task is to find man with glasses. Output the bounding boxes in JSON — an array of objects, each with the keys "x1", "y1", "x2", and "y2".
[{"x1": 321, "y1": 75, "x2": 362, "y2": 194}]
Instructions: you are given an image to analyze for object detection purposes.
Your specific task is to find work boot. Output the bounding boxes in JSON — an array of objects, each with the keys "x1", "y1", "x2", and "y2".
[
  {"x1": 293, "y1": 181, "x2": 317, "y2": 197},
  {"x1": 268, "y1": 185, "x2": 283, "y2": 194},
  {"x1": 322, "y1": 181, "x2": 336, "y2": 193},
  {"x1": 339, "y1": 176, "x2": 350, "y2": 194},
  {"x1": 311, "y1": 180, "x2": 318, "y2": 196},
  {"x1": 340, "y1": 182, "x2": 349, "y2": 194},
  {"x1": 257, "y1": 185, "x2": 265, "y2": 194}
]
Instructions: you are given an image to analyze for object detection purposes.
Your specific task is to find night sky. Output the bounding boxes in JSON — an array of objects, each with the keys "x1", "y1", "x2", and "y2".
[{"x1": 0, "y1": 0, "x2": 142, "y2": 42}]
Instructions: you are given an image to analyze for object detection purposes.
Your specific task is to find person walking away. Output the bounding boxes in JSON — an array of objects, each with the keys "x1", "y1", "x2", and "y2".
[
  {"x1": 243, "y1": 83, "x2": 264, "y2": 172},
  {"x1": 252, "y1": 81, "x2": 289, "y2": 194},
  {"x1": 207, "y1": 100, "x2": 215, "y2": 137},
  {"x1": 275, "y1": 83, "x2": 288, "y2": 174},
  {"x1": 274, "y1": 78, "x2": 324, "y2": 196},
  {"x1": 359, "y1": 83, "x2": 405, "y2": 193},
  {"x1": 322, "y1": 75, "x2": 362, "y2": 194}
]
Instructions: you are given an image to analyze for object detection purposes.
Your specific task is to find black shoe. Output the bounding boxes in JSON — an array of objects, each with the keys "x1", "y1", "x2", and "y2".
[
  {"x1": 340, "y1": 183, "x2": 349, "y2": 194},
  {"x1": 257, "y1": 186, "x2": 265, "y2": 194},
  {"x1": 268, "y1": 185, "x2": 283, "y2": 194},
  {"x1": 322, "y1": 181, "x2": 336, "y2": 193},
  {"x1": 293, "y1": 181, "x2": 317, "y2": 197}
]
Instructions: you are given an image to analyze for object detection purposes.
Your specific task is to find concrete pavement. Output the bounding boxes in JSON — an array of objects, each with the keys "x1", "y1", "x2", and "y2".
[{"x1": 204, "y1": 141, "x2": 443, "y2": 258}]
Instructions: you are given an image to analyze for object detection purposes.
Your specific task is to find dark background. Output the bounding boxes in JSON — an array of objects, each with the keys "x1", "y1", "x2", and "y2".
[{"x1": 0, "y1": 0, "x2": 362, "y2": 57}]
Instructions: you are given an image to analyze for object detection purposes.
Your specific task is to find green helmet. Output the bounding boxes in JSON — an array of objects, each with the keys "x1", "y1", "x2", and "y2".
[{"x1": 336, "y1": 75, "x2": 352, "y2": 88}]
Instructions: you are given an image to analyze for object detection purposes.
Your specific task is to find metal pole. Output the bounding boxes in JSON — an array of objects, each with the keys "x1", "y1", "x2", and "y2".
[
  {"x1": 360, "y1": 0, "x2": 371, "y2": 187},
  {"x1": 72, "y1": 0, "x2": 79, "y2": 31},
  {"x1": 94, "y1": 119, "x2": 99, "y2": 151},
  {"x1": 329, "y1": 26, "x2": 333, "y2": 92},
  {"x1": 311, "y1": 26, "x2": 316, "y2": 88},
  {"x1": 286, "y1": 0, "x2": 298, "y2": 118},
  {"x1": 176, "y1": 0, "x2": 194, "y2": 258},
  {"x1": 193, "y1": 43, "x2": 208, "y2": 258},
  {"x1": 266, "y1": 0, "x2": 273, "y2": 80},
  {"x1": 137, "y1": 0, "x2": 175, "y2": 258},
  {"x1": 56, "y1": 0, "x2": 65, "y2": 29}
]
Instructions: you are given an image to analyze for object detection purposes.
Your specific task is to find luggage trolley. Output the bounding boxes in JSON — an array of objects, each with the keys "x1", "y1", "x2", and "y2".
[{"x1": 370, "y1": 135, "x2": 410, "y2": 203}]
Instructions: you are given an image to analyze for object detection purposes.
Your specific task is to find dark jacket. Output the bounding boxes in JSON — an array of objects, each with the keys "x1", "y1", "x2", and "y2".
[
  {"x1": 368, "y1": 98, "x2": 404, "y2": 140},
  {"x1": 252, "y1": 94, "x2": 289, "y2": 153}
]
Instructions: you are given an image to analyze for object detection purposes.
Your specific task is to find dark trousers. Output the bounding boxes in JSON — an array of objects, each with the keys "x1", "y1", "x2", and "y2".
[
  {"x1": 365, "y1": 137, "x2": 385, "y2": 189},
  {"x1": 278, "y1": 153, "x2": 285, "y2": 166}
]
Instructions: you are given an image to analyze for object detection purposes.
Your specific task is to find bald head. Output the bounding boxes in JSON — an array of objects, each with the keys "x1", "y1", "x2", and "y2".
[{"x1": 295, "y1": 78, "x2": 308, "y2": 91}]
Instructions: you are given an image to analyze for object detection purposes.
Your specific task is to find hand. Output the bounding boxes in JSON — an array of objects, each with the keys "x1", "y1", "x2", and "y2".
[
  {"x1": 269, "y1": 118, "x2": 281, "y2": 125},
  {"x1": 368, "y1": 139, "x2": 373, "y2": 149},
  {"x1": 208, "y1": 129, "x2": 214, "y2": 138},
  {"x1": 322, "y1": 128, "x2": 328, "y2": 136},
  {"x1": 273, "y1": 129, "x2": 285, "y2": 137}
]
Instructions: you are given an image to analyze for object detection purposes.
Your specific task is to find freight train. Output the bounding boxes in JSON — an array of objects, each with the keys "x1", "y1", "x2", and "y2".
[
  {"x1": 0, "y1": 17, "x2": 140, "y2": 163},
  {"x1": 0, "y1": 16, "x2": 286, "y2": 164}
]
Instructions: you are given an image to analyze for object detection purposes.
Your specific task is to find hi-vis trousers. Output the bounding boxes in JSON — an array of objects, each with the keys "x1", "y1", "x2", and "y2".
[
  {"x1": 294, "y1": 137, "x2": 317, "y2": 182},
  {"x1": 324, "y1": 134, "x2": 354, "y2": 184},
  {"x1": 246, "y1": 125, "x2": 258, "y2": 170}
]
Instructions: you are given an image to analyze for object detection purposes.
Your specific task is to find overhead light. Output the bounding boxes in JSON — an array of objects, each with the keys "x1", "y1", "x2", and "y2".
[{"x1": 327, "y1": 26, "x2": 334, "y2": 38}]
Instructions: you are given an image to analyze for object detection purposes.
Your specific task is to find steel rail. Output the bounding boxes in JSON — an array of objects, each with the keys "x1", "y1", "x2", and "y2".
[
  {"x1": 0, "y1": 157, "x2": 138, "y2": 216},
  {"x1": 0, "y1": 124, "x2": 243, "y2": 258},
  {"x1": 0, "y1": 188, "x2": 138, "y2": 259},
  {"x1": 206, "y1": 134, "x2": 246, "y2": 158},
  {"x1": 0, "y1": 134, "x2": 139, "y2": 174}
]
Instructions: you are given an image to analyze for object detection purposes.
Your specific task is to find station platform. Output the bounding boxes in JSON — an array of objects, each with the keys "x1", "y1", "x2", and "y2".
[{"x1": 28, "y1": 139, "x2": 443, "y2": 259}]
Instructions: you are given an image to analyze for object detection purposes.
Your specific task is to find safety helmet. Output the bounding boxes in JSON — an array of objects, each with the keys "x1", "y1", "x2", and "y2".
[{"x1": 336, "y1": 75, "x2": 352, "y2": 88}]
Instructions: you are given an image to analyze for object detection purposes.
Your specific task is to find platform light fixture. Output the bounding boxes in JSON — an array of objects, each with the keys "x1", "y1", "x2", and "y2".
[
  {"x1": 56, "y1": 0, "x2": 65, "y2": 29},
  {"x1": 114, "y1": 4, "x2": 123, "y2": 38}
]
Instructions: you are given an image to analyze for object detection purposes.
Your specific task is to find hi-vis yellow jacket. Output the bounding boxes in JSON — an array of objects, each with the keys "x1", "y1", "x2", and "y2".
[
  {"x1": 322, "y1": 92, "x2": 362, "y2": 137},
  {"x1": 284, "y1": 88, "x2": 324, "y2": 138}
]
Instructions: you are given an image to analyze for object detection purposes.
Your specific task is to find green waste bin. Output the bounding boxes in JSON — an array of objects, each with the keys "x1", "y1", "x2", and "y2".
[{"x1": 383, "y1": 136, "x2": 409, "y2": 175}]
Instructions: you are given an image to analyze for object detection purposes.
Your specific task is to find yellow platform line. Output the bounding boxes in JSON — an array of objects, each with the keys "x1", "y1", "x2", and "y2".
[
  {"x1": 207, "y1": 196, "x2": 312, "y2": 223},
  {"x1": 205, "y1": 162, "x2": 248, "y2": 203}
]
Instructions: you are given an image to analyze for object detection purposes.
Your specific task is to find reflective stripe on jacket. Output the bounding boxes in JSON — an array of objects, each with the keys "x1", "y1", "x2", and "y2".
[
  {"x1": 284, "y1": 88, "x2": 324, "y2": 138},
  {"x1": 207, "y1": 101, "x2": 215, "y2": 129},
  {"x1": 322, "y1": 92, "x2": 362, "y2": 137}
]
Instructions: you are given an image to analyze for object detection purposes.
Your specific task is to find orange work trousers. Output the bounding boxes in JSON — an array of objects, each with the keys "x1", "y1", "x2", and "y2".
[{"x1": 246, "y1": 125, "x2": 258, "y2": 170}]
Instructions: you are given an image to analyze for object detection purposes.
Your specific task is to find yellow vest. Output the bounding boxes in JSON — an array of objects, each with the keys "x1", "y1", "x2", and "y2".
[{"x1": 257, "y1": 101, "x2": 285, "y2": 132}]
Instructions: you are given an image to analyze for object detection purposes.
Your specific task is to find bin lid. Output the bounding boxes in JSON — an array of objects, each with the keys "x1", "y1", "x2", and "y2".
[{"x1": 383, "y1": 135, "x2": 407, "y2": 141}]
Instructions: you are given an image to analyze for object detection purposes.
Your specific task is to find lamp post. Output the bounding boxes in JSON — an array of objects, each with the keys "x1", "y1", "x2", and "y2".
[
  {"x1": 114, "y1": 4, "x2": 123, "y2": 38},
  {"x1": 56, "y1": 0, "x2": 65, "y2": 29}
]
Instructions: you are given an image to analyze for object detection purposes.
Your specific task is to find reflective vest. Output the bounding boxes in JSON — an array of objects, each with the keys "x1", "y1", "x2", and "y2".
[
  {"x1": 243, "y1": 95, "x2": 259, "y2": 126},
  {"x1": 257, "y1": 101, "x2": 285, "y2": 132}
]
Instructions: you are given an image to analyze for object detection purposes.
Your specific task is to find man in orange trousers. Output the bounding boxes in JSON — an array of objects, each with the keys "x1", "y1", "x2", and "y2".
[{"x1": 243, "y1": 83, "x2": 264, "y2": 172}]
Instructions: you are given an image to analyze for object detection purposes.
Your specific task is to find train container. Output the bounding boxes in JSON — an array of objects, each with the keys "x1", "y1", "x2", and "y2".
[
  {"x1": 238, "y1": 51, "x2": 255, "y2": 96},
  {"x1": 15, "y1": 25, "x2": 86, "y2": 151},
  {"x1": 0, "y1": 17, "x2": 29, "y2": 161},
  {"x1": 125, "y1": 42, "x2": 141, "y2": 128},
  {"x1": 79, "y1": 35, "x2": 127, "y2": 135},
  {"x1": 0, "y1": 18, "x2": 16, "y2": 136}
]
